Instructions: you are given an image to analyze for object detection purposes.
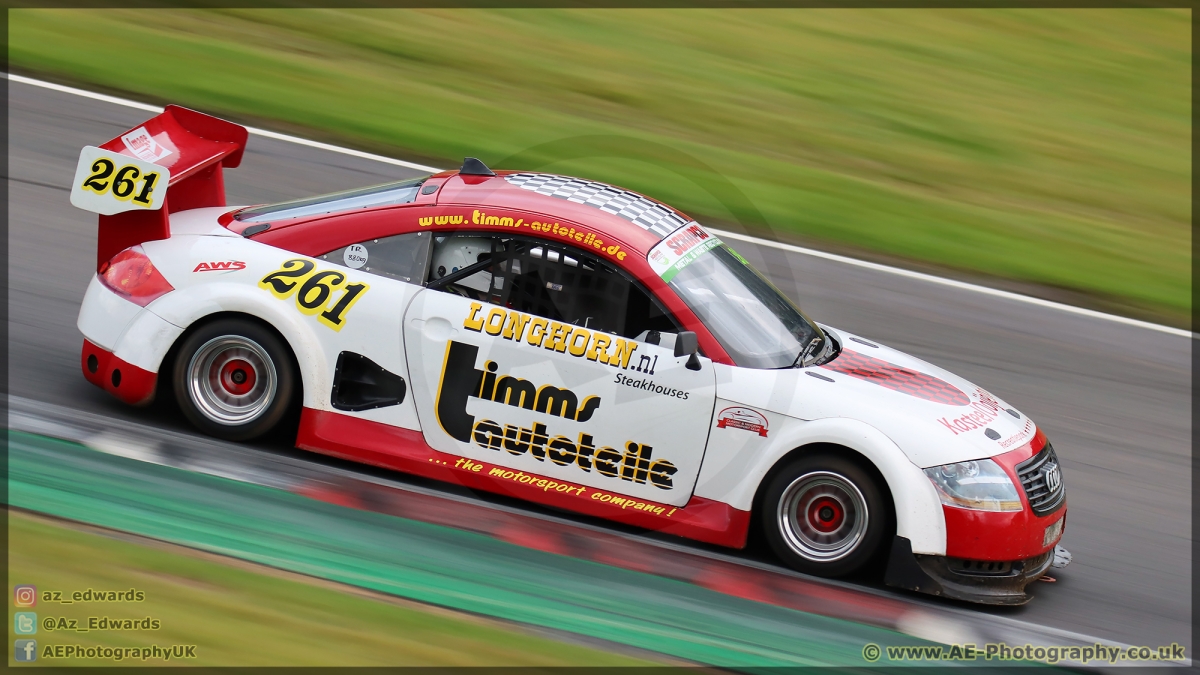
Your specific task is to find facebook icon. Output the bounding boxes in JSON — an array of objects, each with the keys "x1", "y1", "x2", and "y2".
[{"x1": 15, "y1": 639, "x2": 37, "y2": 662}]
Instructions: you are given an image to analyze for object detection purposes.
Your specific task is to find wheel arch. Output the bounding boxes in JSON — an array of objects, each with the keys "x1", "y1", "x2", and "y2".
[
  {"x1": 158, "y1": 310, "x2": 307, "y2": 405},
  {"x1": 750, "y1": 441, "x2": 896, "y2": 538},
  {"x1": 731, "y1": 418, "x2": 947, "y2": 556},
  {"x1": 133, "y1": 284, "x2": 330, "y2": 411}
]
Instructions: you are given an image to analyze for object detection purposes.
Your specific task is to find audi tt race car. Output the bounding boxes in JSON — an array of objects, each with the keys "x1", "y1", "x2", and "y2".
[{"x1": 70, "y1": 107, "x2": 1069, "y2": 605}]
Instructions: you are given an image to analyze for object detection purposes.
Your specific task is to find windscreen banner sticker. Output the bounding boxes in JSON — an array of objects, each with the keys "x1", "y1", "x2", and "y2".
[
  {"x1": 69, "y1": 146, "x2": 170, "y2": 215},
  {"x1": 259, "y1": 259, "x2": 369, "y2": 331},
  {"x1": 647, "y1": 223, "x2": 721, "y2": 282}
]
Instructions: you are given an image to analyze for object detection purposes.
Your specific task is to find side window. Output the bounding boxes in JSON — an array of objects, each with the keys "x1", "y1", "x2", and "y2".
[
  {"x1": 322, "y1": 231, "x2": 432, "y2": 285},
  {"x1": 427, "y1": 233, "x2": 677, "y2": 342}
]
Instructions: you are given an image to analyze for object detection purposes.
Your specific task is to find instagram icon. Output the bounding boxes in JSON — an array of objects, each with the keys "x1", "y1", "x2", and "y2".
[{"x1": 13, "y1": 585, "x2": 36, "y2": 607}]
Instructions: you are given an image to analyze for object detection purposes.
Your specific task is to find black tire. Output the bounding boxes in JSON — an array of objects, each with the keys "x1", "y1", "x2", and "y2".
[
  {"x1": 171, "y1": 318, "x2": 297, "y2": 442},
  {"x1": 761, "y1": 452, "x2": 890, "y2": 578}
]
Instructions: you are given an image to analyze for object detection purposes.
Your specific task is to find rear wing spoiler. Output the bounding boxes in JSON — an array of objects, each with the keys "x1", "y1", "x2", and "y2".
[{"x1": 69, "y1": 105, "x2": 248, "y2": 267}]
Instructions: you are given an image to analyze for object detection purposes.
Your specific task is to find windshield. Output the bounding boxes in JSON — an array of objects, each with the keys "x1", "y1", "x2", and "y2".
[
  {"x1": 234, "y1": 177, "x2": 427, "y2": 223},
  {"x1": 650, "y1": 226, "x2": 824, "y2": 369}
]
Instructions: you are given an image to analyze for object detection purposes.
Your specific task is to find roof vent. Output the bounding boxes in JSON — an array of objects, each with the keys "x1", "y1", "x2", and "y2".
[{"x1": 459, "y1": 157, "x2": 495, "y2": 176}]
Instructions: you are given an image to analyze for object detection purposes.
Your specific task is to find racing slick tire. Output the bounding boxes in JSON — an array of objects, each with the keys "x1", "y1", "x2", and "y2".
[
  {"x1": 762, "y1": 452, "x2": 890, "y2": 578},
  {"x1": 172, "y1": 318, "x2": 298, "y2": 442}
]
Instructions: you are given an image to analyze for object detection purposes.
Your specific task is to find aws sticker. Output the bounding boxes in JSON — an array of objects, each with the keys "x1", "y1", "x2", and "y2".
[
  {"x1": 193, "y1": 261, "x2": 246, "y2": 272},
  {"x1": 259, "y1": 259, "x2": 369, "y2": 331},
  {"x1": 716, "y1": 407, "x2": 768, "y2": 437}
]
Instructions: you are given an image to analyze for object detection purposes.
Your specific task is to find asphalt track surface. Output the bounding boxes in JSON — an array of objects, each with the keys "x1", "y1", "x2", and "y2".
[{"x1": 8, "y1": 80, "x2": 1191, "y2": 651}]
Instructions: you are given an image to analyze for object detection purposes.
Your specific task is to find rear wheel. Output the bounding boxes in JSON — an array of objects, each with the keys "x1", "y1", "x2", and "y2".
[
  {"x1": 172, "y1": 319, "x2": 296, "y2": 441},
  {"x1": 762, "y1": 453, "x2": 889, "y2": 578}
]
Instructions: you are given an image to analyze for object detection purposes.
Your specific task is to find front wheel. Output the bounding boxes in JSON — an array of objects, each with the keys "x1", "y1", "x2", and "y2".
[
  {"x1": 172, "y1": 319, "x2": 297, "y2": 441},
  {"x1": 762, "y1": 453, "x2": 890, "y2": 578}
]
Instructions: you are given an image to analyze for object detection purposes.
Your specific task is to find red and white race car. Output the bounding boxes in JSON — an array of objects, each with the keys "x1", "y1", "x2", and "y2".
[{"x1": 71, "y1": 107, "x2": 1068, "y2": 604}]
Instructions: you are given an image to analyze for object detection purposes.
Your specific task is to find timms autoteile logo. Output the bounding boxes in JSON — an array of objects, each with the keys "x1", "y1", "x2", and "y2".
[{"x1": 437, "y1": 340, "x2": 678, "y2": 489}]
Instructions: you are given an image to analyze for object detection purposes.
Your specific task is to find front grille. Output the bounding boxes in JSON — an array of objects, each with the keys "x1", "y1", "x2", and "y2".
[
  {"x1": 1025, "y1": 549, "x2": 1055, "y2": 578},
  {"x1": 947, "y1": 549, "x2": 1054, "y2": 579},
  {"x1": 948, "y1": 558, "x2": 1015, "y2": 577},
  {"x1": 1015, "y1": 443, "x2": 1066, "y2": 516}
]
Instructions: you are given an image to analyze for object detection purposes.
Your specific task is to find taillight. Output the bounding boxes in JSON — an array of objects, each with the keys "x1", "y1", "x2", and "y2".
[{"x1": 98, "y1": 246, "x2": 174, "y2": 307}]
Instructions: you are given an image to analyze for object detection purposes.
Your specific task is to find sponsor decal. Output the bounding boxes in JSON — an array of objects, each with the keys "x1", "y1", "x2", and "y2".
[
  {"x1": 482, "y1": 464, "x2": 675, "y2": 516},
  {"x1": 999, "y1": 419, "x2": 1034, "y2": 449},
  {"x1": 459, "y1": 340, "x2": 602, "y2": 422},
  {"x1": 938, "y1": 388, "x2": 1026, "y2": 440},
  {"x1": 418, "y1": 214, "x2": 466, "y2": 226},
  {"x1": 647, "y1": 223, "x2": 721, "y2": 282},
  {"x1": 192, "y1": 261, "x2": 245, "y2": 272},
  {"x1": 120, "y1": 127, "x2": 173, "y2": 163},
  {"x1": 716, "y1": 406, "x2": 769, "y2": 437},
  {"x1": 343, "y1": 244, "x2": 368, "y2": 269},
  {"x1": 463, "y1": 302, "x2": 639, "y2": 370},
  {"x1": 436, "y1": 339, "x2": 677, "y2": 490},
  {"x1": 418, "y1": 211, "x2": 627, "y2": 260},
  {"x1": 614, "y1": 373, "x2": 690, "y2": 399},
  {"x1": 258, "y1": 258, "x2": 369, "y2": 331}
]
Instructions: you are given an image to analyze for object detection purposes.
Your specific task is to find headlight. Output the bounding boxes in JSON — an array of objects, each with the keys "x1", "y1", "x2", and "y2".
[{"x1": 923, "y1": 459, "x2": 1022, "y2": 512}]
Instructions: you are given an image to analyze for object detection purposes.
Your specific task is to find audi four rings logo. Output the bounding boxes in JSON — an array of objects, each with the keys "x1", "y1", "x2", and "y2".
[{"x1": 1044, "y1": 462, "x2": 1062, "y2": 492}]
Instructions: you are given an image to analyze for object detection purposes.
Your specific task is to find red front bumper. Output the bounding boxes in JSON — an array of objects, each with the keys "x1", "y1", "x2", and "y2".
[
  {"x1": 885, "y1": 428, "x2": 1068, "y2": 605},
  {"x1": 942, "y1": 428, "x2": 1066, "y2": 562},
  {"x1": 81, "y1": 339, "x2": 158, "y2": 406}
]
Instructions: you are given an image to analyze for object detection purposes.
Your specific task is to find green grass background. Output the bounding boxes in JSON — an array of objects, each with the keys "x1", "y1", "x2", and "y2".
[
  {"x1": 10, "y1": 9, "x2": 1190, "y2": 323},
  {"x1": 8, "y1": 510, "x2": 657, "y2": 666}
]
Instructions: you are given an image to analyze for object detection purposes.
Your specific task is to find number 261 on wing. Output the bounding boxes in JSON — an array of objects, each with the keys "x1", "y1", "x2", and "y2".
[{"x1": 70, "y1": 146, "x2": 171, "y2": 215}]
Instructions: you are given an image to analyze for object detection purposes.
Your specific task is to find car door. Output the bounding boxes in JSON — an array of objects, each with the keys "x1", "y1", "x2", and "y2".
[
  {"x1": 403, "y1": 232, "x2": 716, "y2": 507},
  {"x1": 306, "y1": 230, "x2": 433, "y2": 430}
]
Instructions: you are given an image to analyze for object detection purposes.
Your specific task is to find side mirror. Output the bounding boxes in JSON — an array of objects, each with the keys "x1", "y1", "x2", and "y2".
[
  {"x1": 674, "y1": 331, "x2": 698, "y2": 357},
  {"x1": 674, "y1": 331, "x2": 703, "y2": 371}
]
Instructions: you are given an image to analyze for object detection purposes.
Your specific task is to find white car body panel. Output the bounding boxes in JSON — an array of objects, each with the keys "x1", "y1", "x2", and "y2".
[
  {"x1": 79, "y1": 208, "x2": 1042, "y2": 558},
  {"x1": 111, "y1": 309, "x2": 184, "y2": 373},
  {"x1": 99, "y1": 229, "x2": 425, "y2": 431},
  {"x1": 77, "y1": 275, "x2": 143, "y2": 350},
  {"x1": 166, "y1": 206, "x2": 242, "y2": 237},
  {"x1": 693, "y1": 395, "x2": 947, "y2": 554},
  {"x1": 712, "y1": 326, "x2": 1036, "y2": 469}
]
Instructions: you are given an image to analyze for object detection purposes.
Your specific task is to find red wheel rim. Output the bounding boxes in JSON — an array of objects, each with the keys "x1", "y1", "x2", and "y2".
[
  {"x1": 219, "y1": 358, "x2": 257, "y2": 396},
  {"x1": 807, "y1": 496, "x2": 845, "y2": 533},
  {"x1": 777, "y1": 471, "x2": 869, "y2": 562}
]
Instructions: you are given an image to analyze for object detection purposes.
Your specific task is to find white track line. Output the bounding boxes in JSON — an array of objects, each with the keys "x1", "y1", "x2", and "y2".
[
  {"x1": 10, "y1": 72, "x2": 1190, "y2": 339},
  {"x1": 6, "y1": 73, "x2": 441, "y2": 173},
  {"x1": 714, "y1": 230, "x2": 1193, "y2": 339}
]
